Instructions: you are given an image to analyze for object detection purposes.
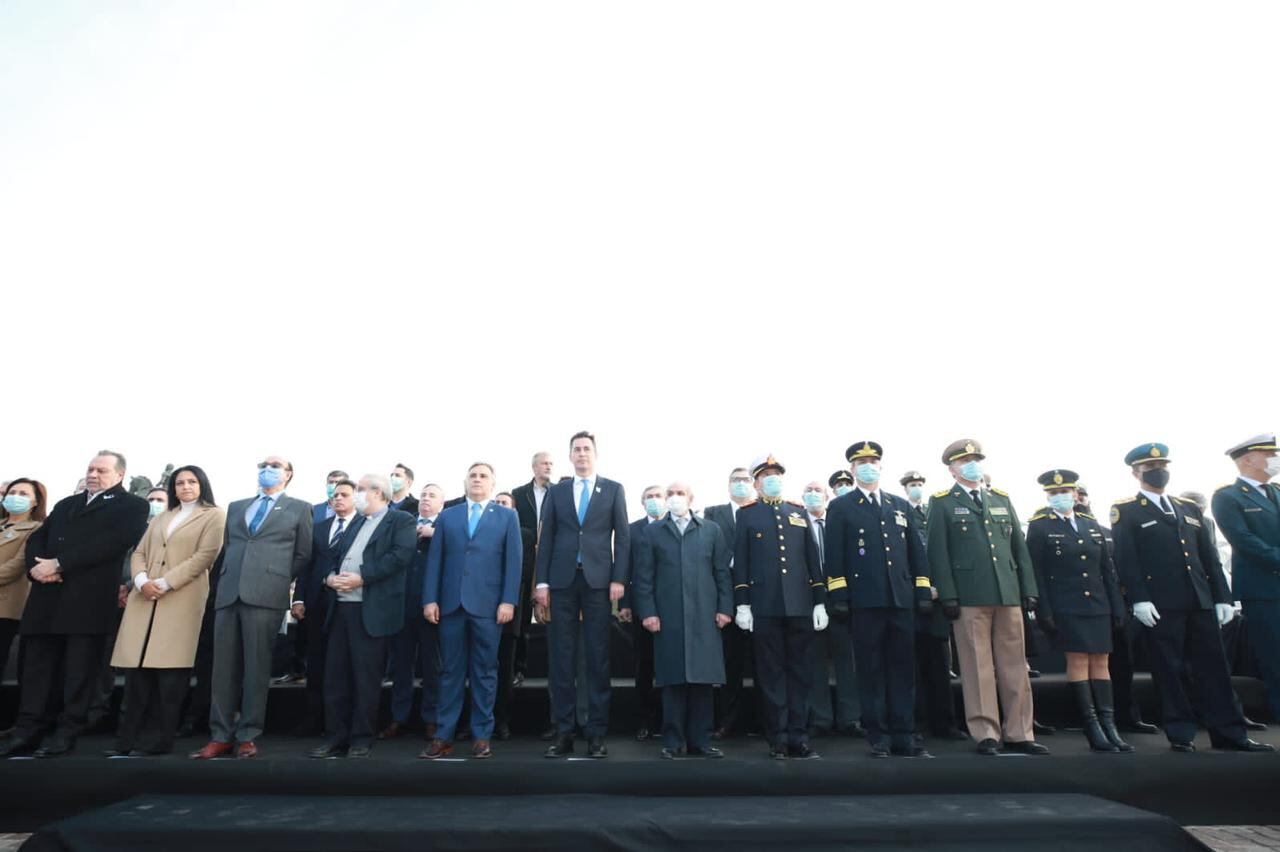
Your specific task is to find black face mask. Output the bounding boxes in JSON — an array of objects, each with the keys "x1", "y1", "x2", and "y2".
[
  {"x1": 1074, "y1": 502, "x2": 1089, "y2": 514},
  {"x1": 1141, "y1": 468, "x2": 1171, "y2": 490}
]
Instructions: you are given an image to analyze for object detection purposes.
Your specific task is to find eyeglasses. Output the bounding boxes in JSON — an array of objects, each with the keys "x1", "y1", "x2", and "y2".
[
  {"x1": 257, "y1": 462, "x2": 285, "y2": 470},
  {"x1": 729, "y1": 477, "x2": 752, "y2": 484}
]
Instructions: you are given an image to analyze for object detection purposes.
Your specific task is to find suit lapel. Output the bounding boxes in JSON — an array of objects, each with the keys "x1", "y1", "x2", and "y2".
[
  {"x1": 333, "y1": 515, "x2": 365, "y2": 565},
  {"x1": 163, "y1": 505, "x2": 208, "y2": 541},
  {"x1": 1135, "y1": 493, "x2": 1175, "y2": 526},
  {"x1": 573, "y1": 478, "x2": 604, "y2": 528},
  {"x1": 953, "y1": 485, "x2": 983, "y2": 516},
  {"x1": 471, "y1": 503, "x2": 496, "y2": 539},
  {"x1": 1236, "y1": 478, "x2": 1277, "y2": 514},
  {"x1": 79, "y1": 485, "x2": 124, "y2": 518}
]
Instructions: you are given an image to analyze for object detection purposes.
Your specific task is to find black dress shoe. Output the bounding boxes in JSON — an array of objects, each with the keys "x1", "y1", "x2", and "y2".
[
  {"x1": 976, "y1": 738, "x2": 1000, "y2": 755},
  {"x1": 494, "y1": 724, "x2": 512, "y2": 741},
  {"x1": 539, "y1": 726, "x2": 559, "y2": 742},
  {"x1": 844, "y1": 723, "x2": 867, "y2": 739},
  {"x1": 1028, "y1": 669, "x2": 1042, "y2": 679},
  {"x1": 869, "y1": 742, "x2": 890, "y2": 759},
  {"x1": 938, "y1": 728, "x2": 970, "y2": 741},
  {"x1": 544, "y1": 736, "x2": 574, "y2": 757},
  {"x1": 1214, "y1": 738, "x2": 1275, "y2": 752},
  {"x1": 688, "y1": 746, "x2": 723, "y2": 759},
  {"x1": 309, "y1": 743, "x2": 346, "y2": 759},
  {"x1": 891, "y1": 745, "x2": 933, "y2": 758},
  {"x1": 710, "y1": 727, "x2": 728, "y2": 741},
  {"x1": 33, "y1": 737, "x2": 73, "y2": 758},
  {"x1": 769, "y1": 745, "x2": 788, "y2": 760},
  {"x1": 1032, "y1": 720, "x2": 1056, "y2": 735},
  {"x1": 1121, "y1": 720, "x2": 1159, "y2": 734},
  {"x1": 587, "y1": 738, "x2": 608, "y2": 758},
  {"x1": 347, "y1": 746, "x2": 372, "y2": 758},
  {"x1": 1170, "y1": 740, "x2": 1196, "y2": 752},
  {"x1": 789, "y1": 743, "x2": 820, "y2": 759},
  {"x1": 634, "y1": 727, "x2": 651, "y2": 742},
  {"x1": 1244, "y1": 717, "x2": 1268, "y2": 732},
  {"x1": 659, "y1": 747, "x2": 678, "y2": 760},
  {"x1": 1004, "y1": 740, "x2": 1050, "y2": 755},
  {"x1": 102, "y1": 748, "x2": 130, "y2": 757}
]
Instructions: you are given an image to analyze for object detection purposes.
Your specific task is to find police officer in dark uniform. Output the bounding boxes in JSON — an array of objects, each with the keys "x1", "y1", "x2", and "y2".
[
  {"x1": 1027, "y1": 469, "x2": 1129, "y2": 753},
  {"x1": 1110, "y1": 443, "x2": 1272, "y2": 752},
  {"x1": 829, "y1": 469, "x2": 854, "y2": 499},
  {"x1": 825, "y1": 442, "x2": 933, "y2": 758},
  {"x1": 732, "y1": 454, "x2": 827, "y2": 759}
]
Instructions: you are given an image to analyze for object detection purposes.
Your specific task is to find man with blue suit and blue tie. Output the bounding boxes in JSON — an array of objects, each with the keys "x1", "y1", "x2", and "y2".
[
  {"x1": 535, "y1": 431, "x2": 631, "y2": 759},
  {"x1": 1212, "y1": 433, "x2": 1280, "y2": 723},
  {"x1": 421, "y1": 462, "x2": 522, "y2": 759}
]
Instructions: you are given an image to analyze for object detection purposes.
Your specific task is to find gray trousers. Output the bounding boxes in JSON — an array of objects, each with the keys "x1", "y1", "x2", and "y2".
[
  {"x1": 808, "y1": 617, "x2": 861, "y2": 730},
  {"x1": 210, "y1": 601, "x2": 283, "y2": 743}
]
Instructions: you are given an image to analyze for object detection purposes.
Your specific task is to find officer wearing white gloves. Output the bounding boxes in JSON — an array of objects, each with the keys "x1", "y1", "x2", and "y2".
[
  {"x1": 1110, "y1": 443, "x2": 1273, "y2": 753},
  {"x1": 731, "y1": 455, "x2": 827, "y2": 759}
]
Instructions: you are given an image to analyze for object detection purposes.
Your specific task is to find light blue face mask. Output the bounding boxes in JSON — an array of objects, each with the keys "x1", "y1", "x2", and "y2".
[
  {"x1": 761, "y1": 475, "x2": 784, "y2": 499},
  {"x1": 730, "y1": 481, "x2": 753, "y2": 500},
  {"x1": 389, "y1": 474, "x2": 405, "y2": 493},
  {"x1": 325, "y1": 482, "x2": 338, "y2": 499},
  {"x1": 149, "y1": 501, "x2": 166, "y2": 518},
  {"x1": 2, "y1": 494, "x2": 32, "y2": 515},
  {"x1": 258, "y1": 466, "x2": 284, "y2": 489},
  {"x1": 959, "y1": 460, "x2": 983, "y2": 483},
  {"x1": 802, "y1": 492, "x2": 825, "y2": 510},
  {"x1": 906, "y1": 485, "x2": 923, "y2": 502},
  {"x1": 644, "y1": 497, "x2": 664, "y2": 518},
  {"x1": 854, "y1": 463, "x2": 881, "y2": 485},
  {"x1": 1047, "y1": 493, "x2": 1076, "y2": 514},
  {"x1": 835, "y1": 485, "x2": 853, "y2": 497}
]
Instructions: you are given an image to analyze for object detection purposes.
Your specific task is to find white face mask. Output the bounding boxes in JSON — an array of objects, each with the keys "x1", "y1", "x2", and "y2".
[
  {"x1": 666, "y1": 495, "x2": 690, "y2": 517},
  {"x1": 1266, "y1": 456, "x2": 1280, "y2": 478},
  {"x1": 353, "y1": 491, "x2": 370, "y2": 513}
]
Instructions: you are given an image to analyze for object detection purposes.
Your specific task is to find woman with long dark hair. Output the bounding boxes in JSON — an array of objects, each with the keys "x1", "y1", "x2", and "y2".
[{"x1": 109, "y1": 465, "x2": 224, "y2": 756}]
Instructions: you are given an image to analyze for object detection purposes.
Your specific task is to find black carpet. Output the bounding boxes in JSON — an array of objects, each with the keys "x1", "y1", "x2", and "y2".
[{"x1": 20, "y1": 793, "x2": 1205, "y2": 852}]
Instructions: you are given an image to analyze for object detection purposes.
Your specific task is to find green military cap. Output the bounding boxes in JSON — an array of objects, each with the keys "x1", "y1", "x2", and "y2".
[{"x1": 941, "y1": 439, "x2": 984, "y2": 465}]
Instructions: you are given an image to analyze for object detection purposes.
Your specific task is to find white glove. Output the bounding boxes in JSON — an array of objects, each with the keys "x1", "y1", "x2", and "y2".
[
  {"x1": 813, "y1": 603, "x2": 829, "y2": 632},
  {"x1": 734, "y1": 604, "x2": 753, "y2": 632},
  {"x1": 1132, "y1": 601, "x2": 1160, "y2": 628},
  {"x1": 1215, "y1": 603, "x2": 1236, "y2": 626}
]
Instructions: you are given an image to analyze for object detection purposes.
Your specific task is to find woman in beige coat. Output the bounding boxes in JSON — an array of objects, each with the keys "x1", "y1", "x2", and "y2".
[
  {"x1": 110, "y1": 465, "x2": 224, "y2": 756},
  {"x1": 0, "y1": 478, "x2": 47, "y2": 702}
]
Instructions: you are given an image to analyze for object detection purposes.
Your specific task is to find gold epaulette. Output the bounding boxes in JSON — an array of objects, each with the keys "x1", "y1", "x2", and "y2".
[
  {"x1": 826, "y1": 577, "x2": 847, "y2": 592},
  {"x1": 1172, "y1": 496, "x2": 1197, "y2": 505},
  {"x1": 1113, "y1": 497, "x2": 1136, "y2": 505},
  {"x1": 1028, "y1": 513, "x2": 1051, "y2": 522},
  {"x1": 914, "y1": 576, "x2": 931, "y2": 588},
  {"x1": 990, "y1": 487, "x2": 1009, "y2": 497},
  {"x1": 1078, "y1": 511, "x2": 1096, "y2": 521},
  {"x1": 933, "y1": 489, "x2": 951, "y2": 499}
]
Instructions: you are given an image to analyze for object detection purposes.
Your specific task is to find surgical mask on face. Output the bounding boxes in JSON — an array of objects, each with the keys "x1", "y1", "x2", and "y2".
[
  {"x1": 835, "y1": 485, "x2": 853, "y2": 497},
  {"x1": 353, "y1": 491, "x2": 370, "y2": 512},
  {"x1": 906, "y1": 485, "x2": 923, "y2": 502},
  {"x1": 1265, "y1": 456, "x2": 1280, "y2": 477},
  {"x1": 854, "y1": 463, "x2": 881, "y2": 485},
  {"x1": 389, "y1": 475, "x2": 405, "y2": 493},
  {"x1": 3, "y1": 495, "x2": 32, "y2": 515},
  {"x1": 326, "y1": 483, "x2": 337, "y2": 499},
  {"x1": 258, "y1": 466, "x2": 284, "y2": 489},
  {"x1": 666, "y1": 495, "x2": 689, "y2": 516},
  {"x1": 730, "y1": 481, "x2": 752, "y2": 500},
  {"x1": 644, "y1": 497, "x2": 664, "y2": 518},
  {"x1": 149, "y1": 501, "x2": 166, "y2": 518},
  {"x1": 761, "y1": 475, "x2": 784, "y2": 499},
  {"x1": 1141, "y1": 468, "x2": 1170, "y2": 490},
  {"x1": 959, "y1": 461, "x2": 983, "y2": 483},
  {"x1": 1047, "y1": 493, "x2": 1075, "y2": 514},
  {"x1": 802, "y1": 492, "x2": 825, "y2": 510}
]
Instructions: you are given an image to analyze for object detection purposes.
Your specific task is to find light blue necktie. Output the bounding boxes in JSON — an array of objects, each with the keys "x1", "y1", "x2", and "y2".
[
  {"x1": 249, "y1": 496, "x2": 272, "y2": 535},
  {"x1": 578, "y1": 479, "x2": 591, "y2": 524},
  {"x1": 468, "y1": 503, "x2": 482, "y2": 539}
]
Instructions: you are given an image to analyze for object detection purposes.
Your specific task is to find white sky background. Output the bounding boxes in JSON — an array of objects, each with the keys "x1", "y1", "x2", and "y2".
[{"x1": 1, "y1": 1, "x2": 1276, "y2": 520}]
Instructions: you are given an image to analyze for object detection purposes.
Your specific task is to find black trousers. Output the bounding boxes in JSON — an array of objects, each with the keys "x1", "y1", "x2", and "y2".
[
  {"x1": 851, "y1": 608, "x2": 916, "y2": 748},
  {"x1": 323, "y1": 603, "x2": 388, "y2": 749},
  {"x1": 548, "y1": 572, "x2": 612, "y2": 738},
  {"x1": 302, "y1": 603, "x2": 330, "y2": 729},
  {"x1": 632, "y1": 618, "x2": 659, "y2": 730},
  {"x1": 180, "y1": 594, "x2": 216, "y2": 731},
  {"x1": 494, "y1": 632, "x2": 517, "y2": 730},
  {"x1": 715, "y1": 623, "x2": 758, "y2": 733},
  {"x1": 1108, "y1": 615, "x2": 1146, "y2": 726},
  {"x1": 914, "y1": 631, "x2": 957, "y2": 735},
  {"x1": 13, "y1": 633, "x2": 105, "y2": 742},
  {"x1": 0, "y1": 618, "x2": 20, "y2": 727},
  {"x1": 1144, "y1": 607, "x2": 1244, "y2": 744},
  {"x1": 752, "y1": 615, "x2": 812, "y2": 748},
  {"x1": 116, "y1": 668, "x2": 189, "y2": 753},
  {"x1": 662, "y1": 683, "x2": 713, "y2": 751}
]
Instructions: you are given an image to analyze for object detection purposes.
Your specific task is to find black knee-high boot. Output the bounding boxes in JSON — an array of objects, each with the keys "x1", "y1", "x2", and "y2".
[
  {"x1": 1091, "y1": 679, "x2": 1133, "y2": 752},
  {"x1": 1072, "y1": 680, "x2": 1117, "y2": 752}
]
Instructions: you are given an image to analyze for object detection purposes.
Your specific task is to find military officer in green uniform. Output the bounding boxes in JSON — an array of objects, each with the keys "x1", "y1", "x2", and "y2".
[{"x1": 927, "y1": 439, "x2": 1047, "y2": 756}]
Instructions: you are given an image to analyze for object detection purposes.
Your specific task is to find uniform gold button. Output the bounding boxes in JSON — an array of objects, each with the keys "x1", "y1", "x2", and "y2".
[
  {"x1": 781, "y1": 557, "x2": 787, "y2": 563},
  {"x1": 887, "y1": 561, "x2": 893, "y2": 567},
  {"x1": 1084, "y1": 591, "x2": 1091, "y2": 597},
  {"x1": 1080, "y1": 555, "x2": 1087, "y2": 560},
  {"x1": 780, "y1": 545, "x2": 786, "y2": 551},
  {"x1": 1082, "y1": 572, "x2": 1088, "y2": 577},
  {"x1": 985, "y1": 520, "x2": 991, "y2": 525},
  {"x1": 1180, "y1": 539, "x2": 1186, "y2": 544},
  {"x1": 1183, "y1": 552, "x2": 1190, "y2": 557},
  {"x1": 885, "y1": 546, "x2": 890, "y2": 552},
  {"x1": 1077, "y1": 540, "x2": 1084, "y2": 545},
  {"x1": 781, "y1": 569, "x2": 787, "y2": 574},
  {"x1": 990, "y1": 544, "x2": 996, "y2": 549}
]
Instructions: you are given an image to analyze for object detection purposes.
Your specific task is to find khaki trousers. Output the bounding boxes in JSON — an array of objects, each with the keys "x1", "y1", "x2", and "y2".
[{"x1": 954, "y1": 605, "x2": 1034, "y2": 743}]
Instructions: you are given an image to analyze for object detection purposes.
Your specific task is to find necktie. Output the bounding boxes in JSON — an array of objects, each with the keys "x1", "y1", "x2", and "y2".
[
  {"x1": 1264, "y1": 484, "x2": 1279, "y2": 513},
  {"x1": 578, "y1": 479, "x2": 591, "y2": 525},
  {"x1": 468, "y1": 503, "x2": 482, "y2": 538},
  {"x1": 815, "y1": 518, "x2": 826, "y2": 567},
  {"x1": 676, "y1": 516, "x2": 689, "y2": 535},
  {"x1": 970, "y1": 489, "x2": 983, "y2": 511},
  {"x1": 869, "y1": 492, "x2": 879, "y2": 509},
  {"x1": 1160, "y1": 496, "x2": 1174, "y2": 515},
  {"x1": 249, "y1": 496, "x2": 272, "y2": 535},
  {"x1": 329, "y1": 516, "x2": 347, "y2": 547}
]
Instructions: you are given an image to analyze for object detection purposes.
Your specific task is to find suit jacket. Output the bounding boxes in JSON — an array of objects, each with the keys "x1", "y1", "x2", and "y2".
[
  {"x1": 21, "y1": 484, "x2": 150, "y2": 635},
  {"x1": 927, "y1": 484, "x2": 1037, "y2": 606},
  {"x1": 825, "y1": 490, "x2": 930, "y2": 610},
  {"x1": 312, "y1": 501, "x2": 334, "y2": 525},
  {"x1": 323, "y1": 509, "x2": 417, "y2": 638},
  {"x1": 620, "y1": 516, "x2": 658, "y2": 610},
  {"x1": 534, "y1": 476, "x2": 630, "y2": 590},
  {"x1": 703, "y1": 503, "x2": 739, "y2": 545},
  {"x1": 215, "y1": 491, "x2": 313, "y2": 611},
  {"x1": 403, "y1": 517, "x2": 436, "y2": 619},
  {"x1": 511, "y1": 479, "x2": 546, "y2": 537},
  {"x1": 424, "y1": 501, "x2": 522, "y2": 618},
  {"x1": 1212, "y1": 478, "x2": 1280, "y2": 601},
  {"x1": 298, "y1": 513, "x2": 361, "y2": 613},
  {"x1": 1111, "y1": 492, "x2": 1229, "y2": 611},
  {"x1": 509, "y1": 478, "x2": 546, "y2": 629}
]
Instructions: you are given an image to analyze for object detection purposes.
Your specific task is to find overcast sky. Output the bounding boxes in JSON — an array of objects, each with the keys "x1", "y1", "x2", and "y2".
[{"x1": 2, "y1": 1, "x2": 1275, "y2": 519}]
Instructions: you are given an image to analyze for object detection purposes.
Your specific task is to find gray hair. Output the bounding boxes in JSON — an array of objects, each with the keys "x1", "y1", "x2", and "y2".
[
  {"x1": 96, "y1": 449, "x2": 127, "y2": 474},
  {"x1": 363, "y1": 473, "x2": 395, "y2": 503}
]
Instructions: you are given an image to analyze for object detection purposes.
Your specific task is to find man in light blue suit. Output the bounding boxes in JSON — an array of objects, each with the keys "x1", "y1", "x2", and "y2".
[{"x1": 421, "y1": 462, "x2": 522, "y2": 759}]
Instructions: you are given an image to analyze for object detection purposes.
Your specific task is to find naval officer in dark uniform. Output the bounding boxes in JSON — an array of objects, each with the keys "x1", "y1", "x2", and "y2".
[
  {"x1": 733, "y1": 454, "x2": 827, "y2": 759},
  {"x1": 825, "y1": 441, "x2": 933, "y2": 758},
  {"x1": 1026, "y1": 469, "x2": 1130, "y2": 753},
  {"x1": 1110, "y1": 442, "x2": 1272, "y2": 753}
]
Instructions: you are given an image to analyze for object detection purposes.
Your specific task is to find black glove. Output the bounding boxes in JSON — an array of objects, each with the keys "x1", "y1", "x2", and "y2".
[
  {"x1": 941, "y1": 600, "x2": 961, "y2": 621},
  {"x1": 829, "y1": 600, "x2": 851, "y2": 621},
  {"x1": 916, "y1": 597, "x2": 934, "y2": 617},
  {"x1": 1039, "y1": 613, "x2": 1057, "y2": 635},
  {"x1": 1022, "y1": 596, "x2": 1039, "y2": 613}
]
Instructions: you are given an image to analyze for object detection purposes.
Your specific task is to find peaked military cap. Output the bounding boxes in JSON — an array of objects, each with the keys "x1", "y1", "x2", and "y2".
[
  {"x1": 1037, "y1": 469, "x2": 1080, "y2": 491},
  {"x1": 845, "y1": 441, "x2": 883, "y2": 462},
  {"x1": 829, "y1": 469, "x2": 854, "y2": 489},
  {"x1": 941, "y1": 438, "x2": 985, "y2": 465},
  {"x1": 1225, "y1": 433, "x2": 1278, "y2": 459},
  {"x1": 899, "y1": 470, "x2": 926, "y2": 487},
  {"x1": 1124, "y1": 443, "x2": 1170, "y2": 466},
  {"x1": 750, "y1": 454, "x2": 786, "y2": 478}
]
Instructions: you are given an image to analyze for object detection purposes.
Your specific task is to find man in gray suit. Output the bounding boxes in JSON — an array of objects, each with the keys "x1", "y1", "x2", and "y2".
[{"x1": 192, "y1": 455, "x2": 313, "y2": 759}]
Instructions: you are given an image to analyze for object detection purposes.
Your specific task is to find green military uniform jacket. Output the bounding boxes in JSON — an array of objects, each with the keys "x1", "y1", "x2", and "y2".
[{"x1": 926, "y1": 483, "x2": 1037, "y2": 606}]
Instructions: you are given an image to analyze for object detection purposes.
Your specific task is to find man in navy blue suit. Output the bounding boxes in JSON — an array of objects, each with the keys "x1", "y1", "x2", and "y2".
[
  {"x1": 1212, "y1": 433, "x2": 1280, "y2": 723},
  {"x1": 421, "y1": 463, "x2": 522, "y2": 759},
  {"x1": 312, "y1": 470, "x2": 349, "y2": 525},
  {"x1": 535, "y1": 431, "x2": 630, "y2": 758}
]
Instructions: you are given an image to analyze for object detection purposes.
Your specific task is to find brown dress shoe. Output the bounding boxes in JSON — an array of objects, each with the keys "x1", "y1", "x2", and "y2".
[
  {"x1": 236, "y1": 741, "x2": 258, "y2": 759},
  {"x1": 472, "y1": 739, "x2": 492, "y2": 759},
  {"x1": 424, "y1": 723, "x2": 438, "y2": 740},
  {"x1": 190, "y1": 741, "x2": 234, "y2": 760},
  {"x1": 378, "y1": 722, "x2": 403, "y2": 740},
  {"x1": 419, "y1": 738, "x2": 452, "y2": 759}
]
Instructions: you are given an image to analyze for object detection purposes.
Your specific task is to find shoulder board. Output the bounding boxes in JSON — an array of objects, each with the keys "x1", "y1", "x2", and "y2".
[
  {"x1": 990, "y1": 487, "x2": 1009, "y2": 497},
  {"x1": 1172, "y1": 496, "x2": 1197, "y2": 506},
  {"x1": 1113, "y1": 497, "x2": 1136, "y2": 505},
  {"x1": 933, "y1": 489, "x2": 951, "y2": 499},
  {"x1": 786, "y1": 499, "x2": 806, "y2": 509},
  {"x1": 1078, "y1": 511, "x2": 1097, "y2": 521},
  {"x1": 1213, "y1": 483, "x2": 1235, "y2": 492},
  {"x1": 1028, "y1": 513, "x2": 1051, "y2": 522}
]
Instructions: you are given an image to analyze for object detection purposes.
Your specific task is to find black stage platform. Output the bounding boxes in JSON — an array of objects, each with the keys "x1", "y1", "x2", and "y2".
[{"x1": 20, "y1": 793, "x2": 1206, "y2": 852}]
